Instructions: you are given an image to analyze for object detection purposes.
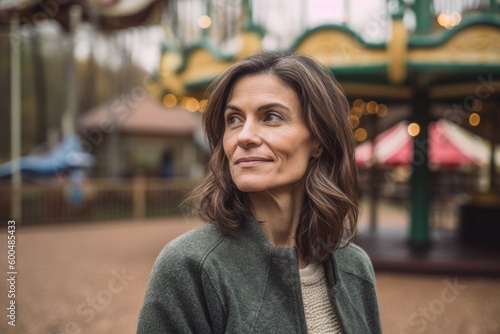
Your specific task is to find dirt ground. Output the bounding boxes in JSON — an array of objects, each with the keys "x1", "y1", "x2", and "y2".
[{"x1": 1, "y1": 210, "x2": 499, "y2": 334}]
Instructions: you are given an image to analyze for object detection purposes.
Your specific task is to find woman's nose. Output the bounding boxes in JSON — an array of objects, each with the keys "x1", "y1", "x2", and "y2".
[{"x1": 237, "y1": 120, "x2": 261, "y2": 148}]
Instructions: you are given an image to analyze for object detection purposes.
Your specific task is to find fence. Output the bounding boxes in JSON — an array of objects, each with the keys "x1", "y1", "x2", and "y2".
[
  {"x1": 0, "y1": 175, "x2": 479, "y2": 230},
  {"x1": 0, "y1": 177, "x2": 201, "y2": 225}
]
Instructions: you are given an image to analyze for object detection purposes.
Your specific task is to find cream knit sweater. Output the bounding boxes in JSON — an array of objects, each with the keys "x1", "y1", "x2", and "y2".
[{"x1": 299, "y1": 263, "x2": 342, "y2": 333}]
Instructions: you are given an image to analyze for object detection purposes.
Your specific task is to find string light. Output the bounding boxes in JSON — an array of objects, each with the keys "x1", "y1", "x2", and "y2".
[
  {"x1": 437, "y1": 11, "x2": 461, "y2": 29},
  {"x1": 349, "y1": 115, "x2": 360, "y2": 129},
  {"x1": 353, "y1": 99, "x2": 364, "y2": 108},
  {"x1": 162, "y1": 94, "x2": 209, "y2": 113},
  {"x1": 437, "y1": 12, "x2": 450, "y2": 27},
  {"x1": 377, "y1": 104, "x2": 388, "y2": 117},
  {"x1": 354, "y1": 128, "x2": 367, "y2": 142},
  {"x1": 366, "y1": 101, "x2": 378, "y2": 114},
  {"x1": 469, "y1": 113, "x2": 480, "y2": 126},
  {"x1": 350, "y1": 106, "x2": 363, "y2": 118},
  {"x1": 408, "y1": 123, "x2": 420, "y2": 137},
  {"x1": 199, "y1": 99, "x2": 208, "y2": 113},
  {"x1": 185, "y1": 98, "x2": 200, "y2": 112},
  {"x1": 450, "y1": 12, "x2": 462, "y2": 26},
  {"x1": 163, "y1": 94, "x2": 177, "y2": 108},
  {"x1": 181, "y1": 97, "x2": 190, "y2": 109},
  {"x1": 198, "y1": 15, "x2": 212, "y2": 29}
]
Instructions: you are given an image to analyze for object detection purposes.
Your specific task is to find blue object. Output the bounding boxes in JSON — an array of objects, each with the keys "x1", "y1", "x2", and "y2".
[{"x1": 0, "y1": 135, "x2": 94, "y2": 179}]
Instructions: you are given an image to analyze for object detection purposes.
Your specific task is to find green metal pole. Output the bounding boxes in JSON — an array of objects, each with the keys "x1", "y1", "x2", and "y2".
[
  {"x1": 202, "y1": 0, "x2": 209, "y2": 40},
  {"x1": 242, "y1": 0, "x2": 253, "y2": 30},
  {"x1": 409, "y1": 90, "x2": 431, "y2": 247},
  {"x1": 491, "y1": 0, "x2": 498, "y2": 13},
  {"x1": 414, "y1": 0, "x2": 433, "y2": 35},
  {"x1": 246, "y1": 0, "x2": 253, "y2": 21},
  {"x1": 391, "y1": 0, "x2": 405, "y2": 20}
]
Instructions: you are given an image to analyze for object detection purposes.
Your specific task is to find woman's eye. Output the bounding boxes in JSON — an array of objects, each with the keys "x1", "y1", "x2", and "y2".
[
  {"x1": 226, "y1": 114, "x2": 242, "y2": 125},
  {"x1": 265, "y1": 112, "x2": 282, "y2": 122}
]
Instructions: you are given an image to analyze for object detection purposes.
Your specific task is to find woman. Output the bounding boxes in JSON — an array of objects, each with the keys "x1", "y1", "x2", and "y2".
[{"x1": 138, "y1": 51, "x2": 381, "y2": 333}]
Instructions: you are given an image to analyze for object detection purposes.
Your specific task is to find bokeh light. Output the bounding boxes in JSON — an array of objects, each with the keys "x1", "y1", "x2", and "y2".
[
  {"x1": 377, "y1": 104, "x2": 388, "y2": 117},
  {"x1": 353, "y1": 98, "x2": 364, "y2": 108},
  {"x1": 408, "y1": 123, "x2": 420, "y2": 137},
  {"x1": 450, "y1": 12, "x2": 462, "y2": 26},
  {"x1": 354, "y1": 128, "x2": 367, "y2": 142},
  {"x1": 437, "y1": 12, "x2": 450, "y2": 27},
  {"x1": 199, "y1": 99, "x2": 208, "y2": 113},
  {"x1": 437, "y1": 11, "x2": 461, "y2": 29},
  {"x1": 469, "y1": 113, "x2": 480, "y2": 126},
  {"x1": 366, "y1": 101, "x2": 378, "y2": 114},
  {"x1": 163, "y1": 94, "x2": 177, "y2": 108},
  {"x1": 185, "y1": 97, "x2": 200, "y2": 112},
  {"x1": 351, "y1": 106, "x2": 363, "y2": 118},
  {"x1": 349, "y1": 115, "x2": 360, "y2": 129},
  {"x1": 198, "y1": 15, "x2": 212, "y2": 29}
]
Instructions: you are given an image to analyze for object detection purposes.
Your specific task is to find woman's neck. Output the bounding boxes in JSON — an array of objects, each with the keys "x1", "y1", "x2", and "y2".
[{"x1": 249, "y1": 183, "x2": 305, "y2": 248}]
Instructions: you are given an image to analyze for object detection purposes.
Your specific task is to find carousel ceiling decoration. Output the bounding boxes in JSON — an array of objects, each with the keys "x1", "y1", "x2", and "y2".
[{"x1": 0, "y1": 0, "x2": 164, "y2": 29}]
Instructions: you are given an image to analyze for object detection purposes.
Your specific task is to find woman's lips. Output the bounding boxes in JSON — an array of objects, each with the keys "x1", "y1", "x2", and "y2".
[{"x1": 234, "y1": 157, "x2": 271, "y2": 166}]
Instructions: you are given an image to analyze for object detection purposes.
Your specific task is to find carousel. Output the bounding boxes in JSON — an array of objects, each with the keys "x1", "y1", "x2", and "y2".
[{"x1": 153, "y1": 0, "x2": 500, "y2": 247}]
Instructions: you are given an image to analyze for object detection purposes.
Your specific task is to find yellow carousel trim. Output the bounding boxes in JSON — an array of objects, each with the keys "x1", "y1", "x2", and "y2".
[
  {"x1": 409, "y1": 25, "x2": 500, "y2": 65},
  {"x1": 295, "y1": 29, "x2": 386, "y2": 68}
]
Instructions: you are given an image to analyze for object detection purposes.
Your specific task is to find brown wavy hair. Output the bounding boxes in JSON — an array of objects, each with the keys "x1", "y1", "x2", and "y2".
[{"x1": 186, "y1": 51, "x2": 358, "y2": 263}]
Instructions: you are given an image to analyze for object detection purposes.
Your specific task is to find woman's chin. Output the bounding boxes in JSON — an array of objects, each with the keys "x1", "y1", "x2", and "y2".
[{"x1": 234, "y1": 181, "x2": 267, "y2": 193}]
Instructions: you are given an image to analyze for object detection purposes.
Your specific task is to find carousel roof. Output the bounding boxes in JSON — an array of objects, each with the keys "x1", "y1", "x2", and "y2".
[{"x1": 0, "y1": 0, "x2": 163, "y2": 30}]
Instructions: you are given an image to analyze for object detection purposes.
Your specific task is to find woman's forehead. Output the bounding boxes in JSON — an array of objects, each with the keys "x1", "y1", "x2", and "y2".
[{"x1": 227, "y1": 74, "x2": 298, "y2": 105}]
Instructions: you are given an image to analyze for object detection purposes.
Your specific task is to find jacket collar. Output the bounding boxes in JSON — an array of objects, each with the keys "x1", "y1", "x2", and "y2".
[
  {"x1": 242, "y1": 216, "x2": 299, "y2": 259},
  {"x1": 243, "y1": 216, "x2": 341, "y2": 289}
]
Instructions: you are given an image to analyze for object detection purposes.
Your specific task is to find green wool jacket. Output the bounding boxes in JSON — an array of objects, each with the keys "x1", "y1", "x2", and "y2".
[{"x1": 137, "y1": 218, "x2": 382, "y2": 333}]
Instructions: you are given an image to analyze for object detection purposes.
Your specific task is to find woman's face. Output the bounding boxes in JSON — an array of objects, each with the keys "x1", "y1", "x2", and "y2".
[{"x1": 223, "y1": 74, "x2": 319, "y2": 193}]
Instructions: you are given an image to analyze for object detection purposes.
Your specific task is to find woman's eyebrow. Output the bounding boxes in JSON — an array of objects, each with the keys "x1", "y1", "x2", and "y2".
[
  {"x1": 224, "y1": 104, "x2": 241, "y2": 112},
  {"x1": 257, "y1": 103, "x2": 291, "y2": 112},
  {"x1": 224, "y1": 102, "x2": 291, "y2": 114}
]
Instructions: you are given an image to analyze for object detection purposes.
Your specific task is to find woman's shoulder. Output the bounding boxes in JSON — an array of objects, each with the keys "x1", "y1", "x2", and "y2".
[
  {"x1": 333, "y1": 243, "x2": 376, "y2": 283},
  {"x1": 152, "y1": 223, "x2": 226, "y2": 273}
]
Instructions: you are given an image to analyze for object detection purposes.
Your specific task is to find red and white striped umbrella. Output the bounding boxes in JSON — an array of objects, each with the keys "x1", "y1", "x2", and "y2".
[{"x1": 355, "y1": 120, "x2": 489, "y2": 168}]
